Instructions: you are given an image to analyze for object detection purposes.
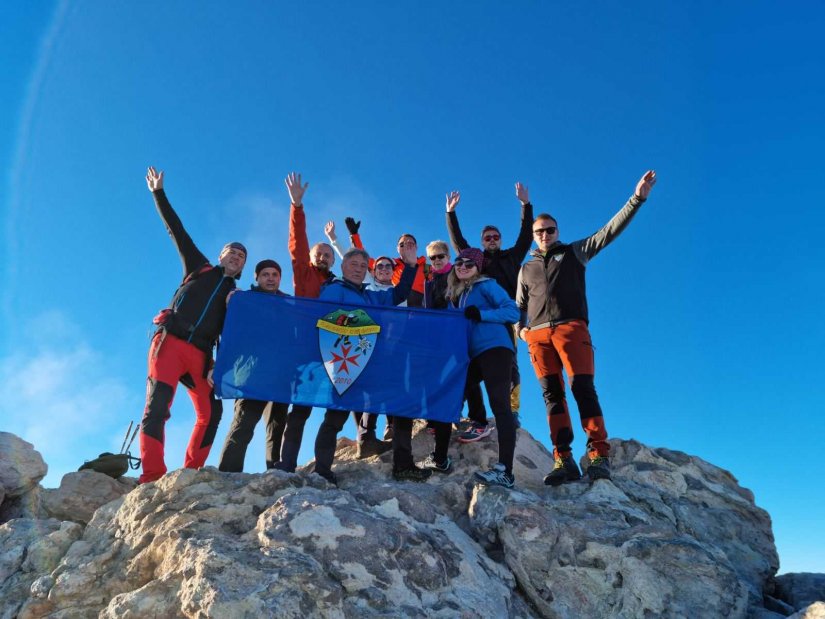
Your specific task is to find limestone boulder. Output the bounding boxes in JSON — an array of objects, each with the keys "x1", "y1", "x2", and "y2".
[
  {"x1": 0, "y1": 433, "x2": 47, "y2": 499},
  {"x1": 41, "y1": 470, "x2": 137, "y2": 525}
]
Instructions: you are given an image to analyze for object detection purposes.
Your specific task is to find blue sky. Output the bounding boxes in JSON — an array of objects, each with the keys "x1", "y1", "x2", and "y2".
[{"x1": 2, "y1": 1, "x2": 823, "y2": 574}]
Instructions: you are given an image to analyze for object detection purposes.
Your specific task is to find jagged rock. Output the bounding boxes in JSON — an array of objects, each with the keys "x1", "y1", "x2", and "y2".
[
  {"x1": 0, "y1": 428, "x2": 791, "y2": 618},
  {"x1": 788, "y1": 601, "x2": 825, "y2": 619},
  {"x1": 0, "y1": 518, "x2": 82, "y2": 619},
  {"x1": 41, "y1": 471, "x2": 137, "y2": 525},
  {"x1": 0, "y1": 485, "x2": 45, "y2": 523},
  {"x1": 776, "y1": 573, "x2": 825, "y2": 611},
  {"x1": 0, "y1": 433, "x2": 47, "y2": 499}
]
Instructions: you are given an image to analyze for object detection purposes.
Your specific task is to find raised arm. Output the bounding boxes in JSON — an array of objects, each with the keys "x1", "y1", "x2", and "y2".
[
  {"x1": 345, "y1": 217, "x2": 376, "y2": 270},
  {"x1": 571, "y1": 170, "x2": 657, "y2": 264},
  {"x1": 324, "y1": 220, "x2": 346, "y2": 260},
  {"x1": 445, "y1": 191, "x2": 470, "y2": 253},
  {"x1": 146, "y1": 166, "x2": 208, "y2": 277},
  {"x1": 510, "y1": 182, "x2": 535, "y2": 261},
  {"x1": 286, "y1": 172, "x2": 313, "y2": 292}
]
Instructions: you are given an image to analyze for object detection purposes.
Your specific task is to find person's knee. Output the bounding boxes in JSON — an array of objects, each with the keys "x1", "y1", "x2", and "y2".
[
  {"x1": 538, "y1": 374, "x2": 566, "y2": 403},
  {"x1": 570, "y1": 374, "x2": 598, "y2": 402}
]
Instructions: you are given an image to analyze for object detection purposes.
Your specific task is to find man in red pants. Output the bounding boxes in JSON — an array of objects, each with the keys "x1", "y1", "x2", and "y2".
[
  {"x1": 139, "y1": 166, "x2": 247, "y2": 484},
  {"x1": 517, "y1": 170, "x2": 657, "y2": 485}
]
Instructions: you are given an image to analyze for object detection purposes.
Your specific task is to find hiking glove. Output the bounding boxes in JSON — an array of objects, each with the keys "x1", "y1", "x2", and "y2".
[
  {"x1": 464, "y1": 306, "x2": 482, "y2": 322},
  {"x1": 345, "y1": 217, "x2": 361, "y2": 235}
]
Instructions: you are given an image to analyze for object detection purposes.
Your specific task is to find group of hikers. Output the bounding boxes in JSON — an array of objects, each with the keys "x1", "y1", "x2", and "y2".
[{"x1": 138, "y1": 165, "x2": 657, "y2": 489}]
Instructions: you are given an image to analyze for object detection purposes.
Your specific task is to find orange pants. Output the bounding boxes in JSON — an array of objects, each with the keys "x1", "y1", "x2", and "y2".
[{"x1": 524, "y1": 321, "x2": 608, "y2": 459}]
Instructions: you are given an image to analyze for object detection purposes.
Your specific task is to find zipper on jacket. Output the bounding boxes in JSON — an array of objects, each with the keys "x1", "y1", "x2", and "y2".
[{"x1": 188, "y1": 276, "x2": 228, "y2": 343}]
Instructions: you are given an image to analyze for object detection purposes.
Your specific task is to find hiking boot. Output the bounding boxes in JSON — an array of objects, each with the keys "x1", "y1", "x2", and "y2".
[
  {"x1": 543, "y1": 456, "x2": 582, "y2": 486},
  {"x1": 392, "y1": 465, "x2": 432, "y2": 482},
  {"x1": 418, "y1": 452, "x2": 453, "y2": 474},
  {"x1": 357, "y1": 437, "x2": 392, "y2": 459},
  {"x1": 457, "y1": 423, "x2": 492, "y2": 443},
  {"x1": 315, "y1": 469, "x2": 338, "y2": 485},
  {"x1": 474, "y1": 463, "x2": 515, "y2": 488},
  {"x1": 587, "y1": 456, "x2": 611, "y2": 481}
]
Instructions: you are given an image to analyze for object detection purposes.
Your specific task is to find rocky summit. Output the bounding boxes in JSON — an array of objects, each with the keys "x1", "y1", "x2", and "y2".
[{"x1": 1, "y1": 427, "x2": 822, "y2": 618}]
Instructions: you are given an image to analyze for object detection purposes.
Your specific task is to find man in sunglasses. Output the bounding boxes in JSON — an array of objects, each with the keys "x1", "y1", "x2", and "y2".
[
  {"x1": 517, "y1": 170, "x2": 657, "y2": 486},
  {"x1": 446, "y1": 184, "x2": 534, "y2": 435}
]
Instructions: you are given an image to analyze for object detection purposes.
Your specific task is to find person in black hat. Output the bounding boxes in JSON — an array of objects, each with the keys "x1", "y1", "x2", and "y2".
[{"x1": 139, "y1": 166, "x2": 247, "y2": 484}]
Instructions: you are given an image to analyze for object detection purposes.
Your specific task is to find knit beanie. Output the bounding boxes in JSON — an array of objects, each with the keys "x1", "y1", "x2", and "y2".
[
  {"x1": 456, "y1": 247, "x2": 484, "y2": 271},
  {"x1": 221, "y1": 241, "x2": 247, "y2": 257},
  {"x1": 255, "y1": 259, "x2": 281, "y2": 276}
]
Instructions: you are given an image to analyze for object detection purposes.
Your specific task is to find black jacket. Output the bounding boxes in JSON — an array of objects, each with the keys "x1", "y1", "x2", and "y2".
[
  {"x1": 516, "y1": 195, "x2": 645, "y2": 329},
  {"x1": 446, "y1": 202, "x2": 533, "y2": 299},
  {"x1": 153, "y1": 189, "x2": 236, "y2": 352}
]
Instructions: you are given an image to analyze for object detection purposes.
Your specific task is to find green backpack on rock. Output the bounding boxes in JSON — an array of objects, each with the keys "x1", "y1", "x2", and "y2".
[{"x1": 78, "y1": 421, "x2": 141, "y2": 479}]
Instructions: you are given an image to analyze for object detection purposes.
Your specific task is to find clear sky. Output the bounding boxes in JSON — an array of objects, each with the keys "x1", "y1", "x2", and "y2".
[{"x1": 2, "y1": 1, "x2": 823, "y2": 574}]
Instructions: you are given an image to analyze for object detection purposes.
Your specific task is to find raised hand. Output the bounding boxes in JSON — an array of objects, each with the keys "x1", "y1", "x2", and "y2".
[
  {"x1": 445, "y1": 191, "x2": 461, "y2": 213},
  {"x1": 634, "y1": 170, "x2": 657, "y2": 200},
  {"x1": 285, "y1": 172, "x2": 308, "y2": 206},
  {"x1": 324, "y1": 220, "x2": 337, "y2": 242},
  {"x1": 146, "y1": 166, "x2": 164, "y2": 192},
  {"x1": 399, "y1": 242, "x2": 418, "y2": 266},
  {"x1": 515, "y1": 182, "x2": 529, "y2": 205},
  {"x1": 344, "y1": 217, "x2": 361, "y2": 235}
]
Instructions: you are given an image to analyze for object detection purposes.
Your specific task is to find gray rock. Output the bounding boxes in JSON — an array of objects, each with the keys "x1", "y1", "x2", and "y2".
[
  {"x1": 0, "y1": 429, "x2": 782, "y2": 618},
  {"x1": 41, "y1": 470, "x2": 137, "y2": 525},
  {"x1": 776, "y1": 573, "x2": 825, "y2": 610},
  {"x1": 0, "y1": 518, "x2": 82, "y2": 619},
  {"x1": 0, "y1": 433, "x2": 47, "y2": 499}
]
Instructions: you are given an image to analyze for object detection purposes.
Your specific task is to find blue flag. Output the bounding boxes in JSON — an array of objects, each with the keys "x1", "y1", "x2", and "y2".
[{"x1": 214, "y1": 292, "x2": 470, "y2": 422}]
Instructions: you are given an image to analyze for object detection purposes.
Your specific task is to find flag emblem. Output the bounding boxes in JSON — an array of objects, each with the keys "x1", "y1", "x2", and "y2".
[{"x1": 317, "y1": 309, "x2": 381, "y2": 395}]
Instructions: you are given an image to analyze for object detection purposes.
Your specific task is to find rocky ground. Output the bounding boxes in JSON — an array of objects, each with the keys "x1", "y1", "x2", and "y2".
[{"x1": 1, "y1": 428, "x2": 823, "y2": 618}]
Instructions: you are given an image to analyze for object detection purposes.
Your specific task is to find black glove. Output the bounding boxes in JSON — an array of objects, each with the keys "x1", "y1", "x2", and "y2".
[
  {"x1": 344, "y1": 217, "x2": 361, "y2": 235},
  {"x1": 464, "y1": 306, "x2": 482, "y2": 322}
]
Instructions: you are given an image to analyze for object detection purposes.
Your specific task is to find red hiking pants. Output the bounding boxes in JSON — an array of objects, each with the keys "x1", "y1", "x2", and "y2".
[{"x1": 139, "y1": 333, "x2": 222, "y2": 483}]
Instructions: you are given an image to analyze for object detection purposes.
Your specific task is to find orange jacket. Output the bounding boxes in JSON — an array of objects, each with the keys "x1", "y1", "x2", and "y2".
[
  {"x1": 288, "y1": 203, "x2": 332, "y2": 298},
  {"x1": 350, "y1": 232, "x2": 427, "y2": 295}
]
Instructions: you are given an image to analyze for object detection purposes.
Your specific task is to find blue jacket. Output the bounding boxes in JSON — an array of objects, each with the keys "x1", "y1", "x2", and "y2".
[
  {"x1": 451, "y1": 277, "x2": 519, "y2": 358},
  {"x1": 319, "y1": 264, "x2": 416, "y2": 306}
]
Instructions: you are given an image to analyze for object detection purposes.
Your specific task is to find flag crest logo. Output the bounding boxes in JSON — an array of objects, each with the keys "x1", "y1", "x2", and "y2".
[{"x1": 317, "y1": 309, "x2": 381, "y2": 395}]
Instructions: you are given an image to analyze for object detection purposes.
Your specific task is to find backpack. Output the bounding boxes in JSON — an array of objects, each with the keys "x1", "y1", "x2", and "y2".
[{"x1": 78, "y1": 452, "x2": 140, "y2": 479}]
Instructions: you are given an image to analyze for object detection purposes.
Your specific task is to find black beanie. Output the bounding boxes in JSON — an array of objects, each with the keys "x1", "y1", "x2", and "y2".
[{"x1": 255, "y1": 259, "x2": 282, "y2": 276}]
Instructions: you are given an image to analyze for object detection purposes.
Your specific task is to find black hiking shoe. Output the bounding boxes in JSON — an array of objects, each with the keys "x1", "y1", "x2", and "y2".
[
  {"x1": 417, "y1": 452, "x2": 453, "y2": 474},
  {"x1": 392, "y1": 466, "x2": 432, "y2": 482},
  {"x1": 587, "y1": 456, "x2": 611, "y2": 481},
  {"x1": 544, "y1": 456, "x2": 582, "y2": 486},
  {"x1": 474, "y1": 463, "x2": 515, "y2": 489},
  {"x1": 314, "y1": 469, "x2": 338, "y2": 485},
  {"x1": 357, "y1": 437, "x2": 392, "y2": 459}
]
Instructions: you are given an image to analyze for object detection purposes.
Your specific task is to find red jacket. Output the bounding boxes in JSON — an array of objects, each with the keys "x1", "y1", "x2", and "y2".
[
  {"x1": 350, "y1": 233, "x2": 427, "y2": 296},
  {"x1": 288, "y1": 203, "x2": 332, "y2": 298}
]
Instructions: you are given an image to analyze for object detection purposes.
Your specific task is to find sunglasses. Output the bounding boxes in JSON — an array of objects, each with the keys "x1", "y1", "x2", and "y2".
[
  {"x1": 454, "y1": 259, "x2": 478, "y2": 268},
  {"x1": 428, "y1": 253, "x2": 447, "y2": 261},
  {"x1": 483, "y1": 234, "x2": 500, "y2": 242},
  {"x1": 374, "y1": 263, "x2": 393, "y2": 270},
  {"x1": 533, "y1": 226, "x2": 557, "y2": 236}
]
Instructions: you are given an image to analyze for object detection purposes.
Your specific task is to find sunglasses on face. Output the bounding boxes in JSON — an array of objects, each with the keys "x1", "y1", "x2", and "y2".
[
  {"x1": 454, "y1": 259, "x2": 478, "y2": 268},
  {"x1": 374, "y1": 263, "x2": 393, "y2": 270},
  {"x1": 483, "y1": 234, "x2": 500, "y2": 242},
  {"x1": 533, "y1": 226, "x2": 558, "y2": 236},
  {"x1": 429, "y1": 253, "x2": 447, "y2": 261}
]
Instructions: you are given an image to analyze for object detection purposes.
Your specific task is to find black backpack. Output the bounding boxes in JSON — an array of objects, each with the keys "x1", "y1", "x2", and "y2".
[{"x1": 78, "y1": 421, "x2": 141, "y2": 479}]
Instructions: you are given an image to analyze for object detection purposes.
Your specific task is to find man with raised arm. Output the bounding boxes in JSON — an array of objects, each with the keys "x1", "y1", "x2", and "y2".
[
  {"x1": 517, "y1": 170, "x2": 657, "y2": 485},
  {"x1": 272, "y1": 172, "x2": 336, "y2": 472},
  {"x1": 287, "y1": 172, "x2": 336, "y2": 298},
  {"x1": 139, "y1": 166, "x2": 246, "y2": 484},
  {"x1": 446, "y1": 185, "x2": 533, "y2": 435}
]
